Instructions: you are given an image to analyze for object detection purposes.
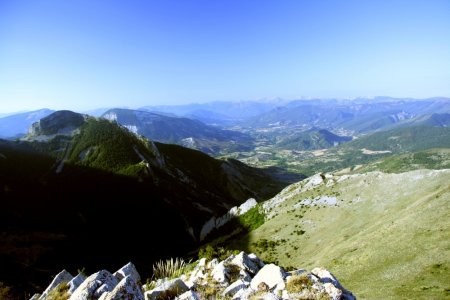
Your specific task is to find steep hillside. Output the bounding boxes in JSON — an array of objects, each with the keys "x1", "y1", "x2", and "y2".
[
  {"x1": 0, "y1": 111, "x2": 291, "y2": 294},
  {"x1": 227, "y1": 170, "x2": 450, "y2": 299},
  {"x1": 0, "y1": 108, "x2": 54, "y2": 138},
  {"x1": 101, "y1": 108, "x2": 253, "y2": 154}
]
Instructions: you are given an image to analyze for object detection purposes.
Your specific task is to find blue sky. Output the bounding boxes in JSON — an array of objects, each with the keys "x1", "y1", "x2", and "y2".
[{"x1": 0, "y1": 0, "x2": 449, "y2": 113}]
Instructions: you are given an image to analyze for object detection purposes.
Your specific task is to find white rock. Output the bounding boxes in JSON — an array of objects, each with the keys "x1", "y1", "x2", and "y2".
[
  {"x1": 222, "y1": 279, "x2": 248, "y2": 297},
  {"x1": 262, "y1": 293, "x2": 281, "y2": 300},
  {"x1": 176, "y1": 290, "x2": 201, "y2": 300},
  {"x1": 198, "y1": 258, "x2": 207, "y2": 268},
  {"x1": 207, "y1": 258, "x2": 219, "y2": 269},
  {"x1": 311, "y1": 267, "x2": 342, "y2": 289},
  {"x1": 70, "y1": 270, "x2": 118, "y2": 300},
  {"x1": 250, "y1": 264, "x2": 287, "y2": 290},
  {"x1": 238, "y1": 198, "x2": 258, "y2": 215},
  {"x1": 145, "y1": 278, "x2": 189, "y2": 300},
  {"x1": 303, "y1": 173, "x2": 324, "y2": 190},
  {"x1": 101, "y1": 275, "x2": 144, "y2": 300},
  {"x1": 231, "y1": 252, "x2": 260, "y2": 275},
  {"x1": 68, "y1": 273, "x2": 86, "y2": 294},
  {"x1": 211, "y1": 261, "x2": 230, "y2": 284},
  {"x1": 232, "y1": 287, "x2": 254, "y2": 300},
  {"x1": 323, "y1": 283, "x2": 342, "y2": 300},
  {"x1": 113, "y1": 262, "x2": 141, "y2": 283},
  {"x1": 39, "y1": 269, "x2": 73, "y2": 300}
]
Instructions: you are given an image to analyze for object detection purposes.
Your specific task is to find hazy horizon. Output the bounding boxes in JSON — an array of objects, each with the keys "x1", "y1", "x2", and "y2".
[{"x1": 1, "y1": 0, "x2": 449, "y2": 113}]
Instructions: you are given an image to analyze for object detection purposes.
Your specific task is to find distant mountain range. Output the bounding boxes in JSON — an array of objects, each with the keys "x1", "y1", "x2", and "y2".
[
  {"x1": 101, "y1": 108, "x2": 253, "y2": 155},
  {"x1": 244, "y1": 97, "x2": 450, "y2": 133},
  {"x1": 139, "y1": 99, "x2": 288, "y2": 126}
]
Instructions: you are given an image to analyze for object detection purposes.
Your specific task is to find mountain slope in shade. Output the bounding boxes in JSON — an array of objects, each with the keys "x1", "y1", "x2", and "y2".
[
  {"x1": 0, "y1": 111, "x2": 294, "y2": 294},
  {"x1": 0, "y1": 108, "x2": 54, "y2": 138},
  {"x1": 101, "y1": 108, "x2": 253, "y2": 154}
]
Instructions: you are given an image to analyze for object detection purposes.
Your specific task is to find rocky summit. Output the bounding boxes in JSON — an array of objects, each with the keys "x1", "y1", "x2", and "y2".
[{"x1": 30, "y1": 252, "x2": 355, "y2": 300}]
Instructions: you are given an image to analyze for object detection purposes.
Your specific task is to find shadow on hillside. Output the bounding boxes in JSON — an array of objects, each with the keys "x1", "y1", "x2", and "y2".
[{"x1": 0, "y1": 160, "x2": 195, "y2": 297}]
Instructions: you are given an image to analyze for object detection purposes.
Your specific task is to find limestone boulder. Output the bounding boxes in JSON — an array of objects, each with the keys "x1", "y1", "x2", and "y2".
[{"x1": 250, "y1": 264, "x2": 287, "y2": 290}]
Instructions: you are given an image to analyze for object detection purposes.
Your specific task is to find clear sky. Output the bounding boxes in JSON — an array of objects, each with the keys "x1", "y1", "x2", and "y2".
[{"x1": 0, "y1": 0, "x2": 449, "y2": 113}]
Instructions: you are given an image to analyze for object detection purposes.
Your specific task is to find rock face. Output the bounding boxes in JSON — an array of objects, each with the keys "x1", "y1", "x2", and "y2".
[
  {"x1": 33, "y1": 253, "x2": 355, "y2": 300},
  {"x1": 200, "y1": 198, "x2": 259, "y2": 241}
]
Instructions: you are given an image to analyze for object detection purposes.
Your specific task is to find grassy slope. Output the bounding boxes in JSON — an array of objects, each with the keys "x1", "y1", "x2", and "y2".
[{"x1": 231, "y1": 169, "x2": 450, "y2": 300}]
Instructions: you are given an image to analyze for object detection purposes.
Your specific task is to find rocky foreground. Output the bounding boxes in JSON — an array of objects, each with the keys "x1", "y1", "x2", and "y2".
[{"x1": 30, "y1": 251, "x2": 355, "y2": 300}]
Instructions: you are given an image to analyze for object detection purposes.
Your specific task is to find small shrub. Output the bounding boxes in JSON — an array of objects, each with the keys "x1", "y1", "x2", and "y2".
[
  {"x1": 198, "y1": 245, "x2": 215, "y2": 260},
  {"x1": 239, "y1": 205, "x2": 265, "y2": 231},
  {"x1": 286, "y1": 274, "x2": 313, "y2": 293},
  {"x1": 198, "y1": 246, "x2": 239, "y2": 261}
]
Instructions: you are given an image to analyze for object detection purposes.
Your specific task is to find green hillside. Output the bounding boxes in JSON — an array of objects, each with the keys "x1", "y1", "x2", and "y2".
[{"x1": 228, "y1": 169, "x2": 450, "y2": 299}]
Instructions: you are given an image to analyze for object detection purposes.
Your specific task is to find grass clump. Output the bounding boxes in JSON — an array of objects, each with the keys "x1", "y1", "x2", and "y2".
[
  {"x1": 46, "y1": 282, "x2": 70, "y2": 300},
  {"x1": 286, "y1": 274, "x2": 313, "y2": 293},
  {"x1": 152, "y1": 257, "x2": 190, "y2": 280}
]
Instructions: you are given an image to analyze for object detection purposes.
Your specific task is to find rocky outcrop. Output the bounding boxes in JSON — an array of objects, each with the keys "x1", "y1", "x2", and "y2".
[
  {"x1": 70, "y1": 270, "x2": 118, "y2": 300},
  {"x1": 32, "y1": 252, "x2": 355, "y2": 300},
  {"x1": 39, "y1": 270, "x2": 73, "y2": 300},
  {"x1": 28, "y1": 110, "x2": 87, "y2": 137},
  {"x1": 200, "y1": 198, "x2": 258, "y2": 241},
  {"x1": 100, "y1": 276, "x2": 144, "y2": 300}
]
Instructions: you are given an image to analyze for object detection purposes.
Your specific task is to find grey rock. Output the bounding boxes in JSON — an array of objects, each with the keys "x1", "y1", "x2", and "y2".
[
  {"x1": 113, "y1": 262, "x2": 141, "y2": 283},
  {"x1": 101, "y1": 276, "x2": 144, "y2": 300},
  {"x1": 145, "y1": 278, "x2": 189, "y2": 300},
  {"x1": 176, "y1": 290, "x2": 201, "y2": 300},
  {"x1": 222, "y1": 279, "x2": 248, "y2": 297},
  {"x1": 248, "y1": 253, "x2": 265, "y2": 269},
  {"x1": 70, "y1": 270, "x2": 118, "y2": 300},
  {"x1": 68, "y1": 273, "x2": 86, "y2": 294},
  {"x1": 231, "y1": 252, "x2": 260, "y2": 275}
]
